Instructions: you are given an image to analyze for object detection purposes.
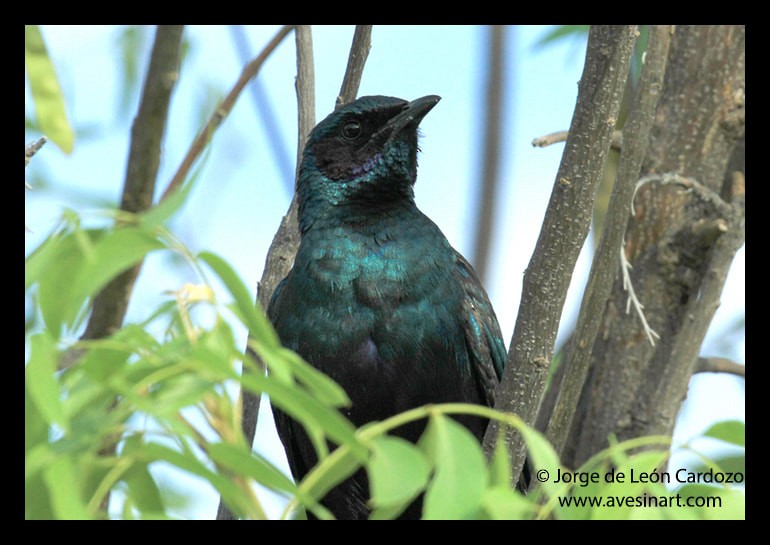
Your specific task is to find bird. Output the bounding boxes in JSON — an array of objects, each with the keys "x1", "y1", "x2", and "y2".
[{"x1": 267, "y1": 95, "x2": 507, "y2": 519}]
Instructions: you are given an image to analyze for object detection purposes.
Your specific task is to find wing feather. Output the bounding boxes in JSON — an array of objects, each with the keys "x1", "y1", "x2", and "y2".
[{"x1": 454, "y1": 251, "x2": 507, "y2": 407}]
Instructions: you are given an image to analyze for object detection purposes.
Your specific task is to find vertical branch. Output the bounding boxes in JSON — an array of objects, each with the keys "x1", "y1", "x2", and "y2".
[
  {"x1": 645, "y1": 177, "x2": 744, "y2": 435},
  {"x1": 482, "y1": 26, "x2": 638, "y2": 485},
  {"x1": 248, "y1": 25, "x2": 314, "y2": 322},
  {"x1": 470, "y1": 24, "x2": 507, "y2": 282},
  {"x1": 544, "y1": 25, "x2": 672, "y2": 457},
  {"x1": 82, "y1": 25, "x2": 184, "y2": 341},
  {"x1": 336, "y1": 26, "x2": 372, "y2": 109},
  {"x1": 294, "y1": 26, "x2": 316, "y2": 178}
]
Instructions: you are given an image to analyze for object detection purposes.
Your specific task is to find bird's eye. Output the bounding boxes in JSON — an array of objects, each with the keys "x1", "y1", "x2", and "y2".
[{"x1": 341, "y1": 120, "x2": 362, "y2": 140}]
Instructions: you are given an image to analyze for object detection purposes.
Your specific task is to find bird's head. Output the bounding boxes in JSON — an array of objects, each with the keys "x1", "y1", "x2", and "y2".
[{"x1": 297, "y1": 95, "x2": 441, "y2": 231}]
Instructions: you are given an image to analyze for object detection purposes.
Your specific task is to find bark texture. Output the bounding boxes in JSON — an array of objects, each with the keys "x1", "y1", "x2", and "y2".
[{"x1": 561, "y1": 25, "x2": 745, "y2": 468}]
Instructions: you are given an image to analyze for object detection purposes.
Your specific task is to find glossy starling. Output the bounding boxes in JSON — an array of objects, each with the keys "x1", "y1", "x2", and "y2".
[{"x1": 268, "y1": 95, "x2": 506, "y2": 519}]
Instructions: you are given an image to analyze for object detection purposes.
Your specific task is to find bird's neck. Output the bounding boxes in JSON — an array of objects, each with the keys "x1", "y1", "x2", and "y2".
[{"x1": 297, "y1": 172, "x2": 417, "y2": 233}]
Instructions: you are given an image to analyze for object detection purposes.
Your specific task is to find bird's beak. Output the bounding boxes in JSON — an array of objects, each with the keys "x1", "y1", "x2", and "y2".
[{"x1": 386, "y1": 95, "x2": 441, "y2": 135}]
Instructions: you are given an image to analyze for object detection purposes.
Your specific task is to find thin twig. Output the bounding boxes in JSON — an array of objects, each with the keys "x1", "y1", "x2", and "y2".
[
  {"x1": 215, "y1": 25, "x2": 306, "y2": 522},
  {"x1": 533, "y1": 129, "x2": 623, "y2": 151},
  {"x1": 531, "y1": 130, "x2": 569, "y2": 148},
  {"x1": 620, "y1": 244, "x2": 661, "y2": 345},
  {"x1": 335, "y1": 26, "x2": 372, "y2": 110},
  {"x1": 161, "y1": 25, "x2": 293, "y2": 202},
  {"x1": 25, "y1": 136, "x2": 47, "y2": 167},
  {"x1": 694, "y1": 357, "x2": 745, "y2": 378},
  {"x1": 294, "y1": 25, "x2": 316, "y2": 178}
]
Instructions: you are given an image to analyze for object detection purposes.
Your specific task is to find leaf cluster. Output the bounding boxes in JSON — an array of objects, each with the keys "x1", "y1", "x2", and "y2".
[{"x1": 24, "y1": 198, "x2": 744, "y2": 519}]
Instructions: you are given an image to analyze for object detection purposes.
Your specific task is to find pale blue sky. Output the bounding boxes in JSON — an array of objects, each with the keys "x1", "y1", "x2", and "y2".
[{"x1": 26, "y1": 25, "x2": 745, "y2": 519}]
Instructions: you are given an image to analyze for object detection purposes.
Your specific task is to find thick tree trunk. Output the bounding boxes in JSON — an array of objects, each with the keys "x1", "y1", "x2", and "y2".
[{"x1": 561, "y1": 25, "x2": 745, "y2": 468}]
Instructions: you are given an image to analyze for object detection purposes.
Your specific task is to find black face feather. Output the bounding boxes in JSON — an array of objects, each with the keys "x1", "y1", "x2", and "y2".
[
  {"x1": 309, "y1": 97, "x2": 410, "y2": 181},
  {"x1": 305, "y1": 95, "x2": 439, "y2": 184}
]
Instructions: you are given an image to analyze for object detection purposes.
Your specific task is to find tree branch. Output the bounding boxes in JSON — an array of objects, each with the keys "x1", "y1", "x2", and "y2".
[
  {"x1": 544, "y1": 25, "x2": 672, "y2": 459},
  {"x1": 482, "y1": 26, "x2": 638, "y2": 485},
  {"x1": 294, "y1": 26, "x2": 316, "y2": 180},
  {"x1": 254, "y1": 24, "x2": 372, "y2": 340},
  {"x1": 82, "y1": 25, "x2": 184, "y2": 342},
  {"x1": 643, "y1": 172, "x2": 745, "y2": 436},
  {"x1": 470, "y1": 24, "x2": 506, "y2": 282},
  {"x1": 694, "y1": 357, "x2": 745, "y2": 378},
  {"x1": 161, "y1": 25, "x2": 293, "y2": 202},
  {"x1": 25, "y1": 136, "x2": 47, "y2": 167},
  {"x1": 532, "y1": 129, "x2": 623, "y2": 151},
  {"x1": 335, "y1": 26, "x2": 372, "y2": 110}
]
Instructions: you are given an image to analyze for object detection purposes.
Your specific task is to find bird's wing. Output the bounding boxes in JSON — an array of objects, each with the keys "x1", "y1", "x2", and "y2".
[
  {"x1": 266, "y1": 277, "x2": 315, "y2": 482},
  {"x1": 454, "y1": 251, "x2": 507, "y2": 407}
]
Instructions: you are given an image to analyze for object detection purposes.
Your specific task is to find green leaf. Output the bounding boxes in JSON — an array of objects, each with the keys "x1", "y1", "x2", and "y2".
[
  {"x1": 703, "y1": 420, "x2": 745, "y2": 447},
  {"x1": 591, "y1": 449, "x2": 670, "y2": 520},
  {"x1": 26, "y1": 332, "x2": 67, "y2": 431},
  {"x1": 277, "y1": 347, "x2": 350, "y2": 408},
  {"x1": 298, "y1": 446, "x2": 363, "y2": 520},
  {"x1": 25, "y1": 380, "x2": 49, "y2": 453},
  {"x1": 136, "y1": 441, "x2": 259, "y2": 519},
  {"x1": 26, "y1": 459, "x2": 54, "y2": 519},
  {"x1": 150, "y1": 373, "x2": 213, "y2": 415},
  {"x1": 122, "y1": 462, "x2": 165, "y2": 515},
  {"x1": 240, "y1": 371, "x2": 366, "y2": 461},
  {"x1": 25, "y1": 25, "x2": 75, "y2": 153},
  {"x1": 136, "y1": 441, "x2": 215, "y2": 481},
  {"x1": 683, "y1": 453, "x2": 746, "y2": 483},
  {"x1": 712, "y1": 454, "x2": 746, "y2": 476},
  {"x1": 677, "y1": 484, "x2": 745, "y2": 520},
  {"x1": 71, "y1": 226, "x2": 167, "y2": 304},
  {"x1": 534, "y1": 25, "x2": 590, "y2": 49},
  {"x1": 368, "y1": 435, "x2": 430, "y2": 514},
  {"x1": 481, "y1": 486, "x2": 534, "y2": 520},
  {"x1": 79, "y1": 324, "x2": 159, "y2": 383},
  {"x1": 516, "y1": 421, "x2": 564, "y2": 503},
  {"x1": 29, "y1": 224, "x2": 166, "y2": 334},
  {"x1": 198, "y1": 251, "x2": 280, "y2": 349},
  {"x1": 514, "y1": 421, "x2": 574, "y2": 519},
  {"x1": 28, "y1": 226, "x2": 84, "y2": 334},
  {"x1": 208, "y1": 442, "x2": 297, "y2": 496},
  {"x1": 42, "y1": 456, "x2": 92, "y2": 519},
  {"x1": 139, "y1": 159, "x2": 200, "y2": 229},
  {"x1": 488, "y1": 429, "x2": 512, "y2": 487},
  {"x1": 420, "y1": 414, "x2": 487, "y2": 519},
  {"x1": 115, "y1": 26, "x2": 147, "y2": 118},
  {"x1": 25, "y1": 221, "x2": 67, "y2": 290}
]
